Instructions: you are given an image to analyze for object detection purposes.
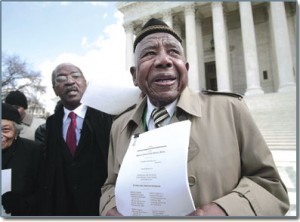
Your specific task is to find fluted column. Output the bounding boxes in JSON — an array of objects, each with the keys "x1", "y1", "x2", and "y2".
[
  {"x1": 162, "y1": 10, "x2": 173, "y2": 28},
  {"x1": 196, "y1": 16, "x2": 206, "y2": 90},
  {"x1": 211, "y1": 2, "x2": 231, "y2": 92},
  {"x1": 270, "y1": 2, "x2": 295, "y2": 92},
  {"x1": 239, "y1": 2, "x2": 264, "y2": 95},
  {"x1": 185, "y1": 3, "x2": 200, "y2": 91},
  {"x1": 124, "y1": 23, "x2": 134, "y2": 71}
]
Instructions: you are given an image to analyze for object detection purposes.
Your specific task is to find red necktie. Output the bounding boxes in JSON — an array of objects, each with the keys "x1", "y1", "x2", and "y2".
[{"x1": 66, "y1": 112, "x2": 77, "y2": 157}]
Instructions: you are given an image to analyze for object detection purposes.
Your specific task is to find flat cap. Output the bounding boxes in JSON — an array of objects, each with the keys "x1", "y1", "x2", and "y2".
[
  {"x1": 133, "y1": 18, "x2": 182, "y2": 52},
  {"x1": 2, "y1": 103, "x2": 21, "y2": 124},
  {"x1": 5, "y1": 90, "x2": 28, "y2": 110}
]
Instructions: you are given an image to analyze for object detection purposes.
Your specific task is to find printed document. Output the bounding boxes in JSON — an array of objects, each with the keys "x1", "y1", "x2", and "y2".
[{"x1": 115, "y1": 120, "x2": 195, "y2": 216}]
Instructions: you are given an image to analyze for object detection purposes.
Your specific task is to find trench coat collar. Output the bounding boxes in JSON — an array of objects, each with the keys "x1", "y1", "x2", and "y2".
[
  {"x1": 121, "y1": 87, "x2": 202, "y2": 133},
  {"x1": 177, "y1": 87, "x2": 202, "y2": 118}
]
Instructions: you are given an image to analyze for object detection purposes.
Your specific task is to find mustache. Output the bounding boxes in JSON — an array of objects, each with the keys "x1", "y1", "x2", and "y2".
[{"x1": 64, "y1": 86, "x2": 78, "y2": 94}]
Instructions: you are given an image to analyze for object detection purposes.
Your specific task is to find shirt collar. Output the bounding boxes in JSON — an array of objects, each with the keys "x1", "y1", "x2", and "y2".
[
  {"x1": 63, "y1": 103, "x2": 87, "y2": 122},
  {"x1": 120, "y1": 87, "x2": 202, "y2": 133}
]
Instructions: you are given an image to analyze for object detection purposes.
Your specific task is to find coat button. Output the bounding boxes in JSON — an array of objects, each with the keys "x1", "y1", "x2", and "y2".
[{"x1": 188, "y1": 175, "x2": 196, "y2": 186}]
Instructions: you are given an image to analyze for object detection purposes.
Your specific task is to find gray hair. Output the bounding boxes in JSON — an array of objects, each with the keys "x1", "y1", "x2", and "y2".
[{"x1": 13, "y1": 122, "x2": 23, "y2": 137}]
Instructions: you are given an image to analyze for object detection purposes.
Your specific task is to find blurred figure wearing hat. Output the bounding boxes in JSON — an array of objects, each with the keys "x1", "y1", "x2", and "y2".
[
  {"x1": 5, "y1": 90, "x2": 45, "y2": 141},
  {"x1": 99, "y1": 18, "x2": 289, "y2": 216},
  {"x1": 1, "y1": 103, "x2": 44, "y2": 216}
]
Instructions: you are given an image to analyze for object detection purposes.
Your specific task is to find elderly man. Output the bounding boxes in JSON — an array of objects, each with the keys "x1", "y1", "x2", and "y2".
[
  {"x1": 100, "y1": 18, "x2": 289, "y2": 216},
  {"x1": 40, "y1": 63, "x2": 113, "y2": 216},
  {"x1": 2, "y1": 103, "x2": 43, "y2": 216}
]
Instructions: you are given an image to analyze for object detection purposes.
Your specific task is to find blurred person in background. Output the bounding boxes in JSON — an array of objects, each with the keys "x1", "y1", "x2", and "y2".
[{"x1": 5, "y1": 90, "x2": 45, "y2": 142}]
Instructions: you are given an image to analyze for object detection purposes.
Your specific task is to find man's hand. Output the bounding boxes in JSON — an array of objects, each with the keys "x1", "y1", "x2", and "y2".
[
  {"x1": 188, "y1": 203, "x2": 227, "y2": 216},
  {"x1": 106, "y1": 207, "x2": 123, "y2": 216}
]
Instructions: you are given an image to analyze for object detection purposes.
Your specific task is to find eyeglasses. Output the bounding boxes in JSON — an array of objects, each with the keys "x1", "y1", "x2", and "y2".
[{"x1": 55, "y1": 72, "x2": 83, "y2": 84}]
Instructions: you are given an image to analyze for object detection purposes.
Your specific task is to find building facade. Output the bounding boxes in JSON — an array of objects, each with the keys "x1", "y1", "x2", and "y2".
[{"x1": 117, "y1": 1, "x2": 297, "y2": 95}]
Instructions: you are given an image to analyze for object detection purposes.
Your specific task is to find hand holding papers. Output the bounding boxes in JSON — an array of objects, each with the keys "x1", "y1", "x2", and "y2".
[{"x1": 115, "y1": 120, "x2": 195, "y2": 216}]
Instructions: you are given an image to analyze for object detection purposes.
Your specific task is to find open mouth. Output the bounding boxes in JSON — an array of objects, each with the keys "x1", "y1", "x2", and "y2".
[
  {"x1": 154, "y1": 76, "x2": 177, "y2": 86},
  {"x1": 65, "y1": 87, "x2": 78, "y2": 96}
]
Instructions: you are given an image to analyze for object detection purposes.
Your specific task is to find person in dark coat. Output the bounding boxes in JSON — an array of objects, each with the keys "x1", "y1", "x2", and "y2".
[
  {"x1": 39, "y1": 63, "x2": 113, "y2": 216},
  {"x1": 2, "y1": 103, "x2": 44, "y2": 216}
]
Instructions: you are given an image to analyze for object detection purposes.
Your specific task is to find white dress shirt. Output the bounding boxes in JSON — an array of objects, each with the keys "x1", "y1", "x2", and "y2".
[
  {"x1": 63, "y1": 104, "x2": 87, "y2": 145},
  {"x1": 146, "y1": 98, "x2": 177, "y2": 131}
]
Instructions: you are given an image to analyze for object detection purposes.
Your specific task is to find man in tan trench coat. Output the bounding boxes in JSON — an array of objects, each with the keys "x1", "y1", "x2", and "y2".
[{"x1": 100, "y1": 18, "x2": 289, "y2": 216}]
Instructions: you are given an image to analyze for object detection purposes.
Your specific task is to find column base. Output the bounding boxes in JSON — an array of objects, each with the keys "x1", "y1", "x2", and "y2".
[
  {"x1": 245, "y1": 87, "x2": 264, "y2": 96},
  {"x1": 278, "y1": 83, "x2": 296, "y2": 93}
]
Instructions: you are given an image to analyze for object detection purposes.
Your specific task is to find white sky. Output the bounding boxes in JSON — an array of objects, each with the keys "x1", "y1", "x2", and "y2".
[{"x1": 2, "y1": 1, "x2": 132, "y2": 113}]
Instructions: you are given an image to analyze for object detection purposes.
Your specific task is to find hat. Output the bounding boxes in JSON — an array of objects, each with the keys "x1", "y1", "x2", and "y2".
[
  {"x1": 133, "y1": 18, "x2": 182, "y2": 52},
  {"x1": 2, "y1": 103, "x2": 21, "y2": 124},
  {"x1": 5, "y1": 90, "x2": 28, "y2": 109}
]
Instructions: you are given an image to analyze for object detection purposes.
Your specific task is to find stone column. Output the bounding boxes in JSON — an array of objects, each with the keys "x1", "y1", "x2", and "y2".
[
  {"x1": 211, "y1": 2, "x2": 231, "y2": 92},
  {"x1": 162, "y1": 10, "x2": 173, "y2": 28},
  {"x1": 142, "y1": 16, "x2": 151, "y2": 26},
  {"x1": 173, "y1": 18, "x2": 182, "y2": 38},
  {"x1": 173, "y1": 19, "x2": 184, "y2": 52},
  {"x1": 270, "y1": 2, "x2": 295, "y2": 92},
  {"x1": 239, "y1": 2, "x2": 264, "y2": 95},
  {"x1": 196, "y1": 16, "x2": 206, "y2": 90},
  {"x1": 185, "y1": 3, "x2": 200, "y2": 92},
  {"x1": 124, "y1": 23, "x2": 134, "y2": 71}
]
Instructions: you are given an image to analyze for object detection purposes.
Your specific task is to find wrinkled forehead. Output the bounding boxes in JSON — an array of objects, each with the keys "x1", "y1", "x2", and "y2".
[{"x1": 137, "y1": 32, "x2": 181, "y2": 49}]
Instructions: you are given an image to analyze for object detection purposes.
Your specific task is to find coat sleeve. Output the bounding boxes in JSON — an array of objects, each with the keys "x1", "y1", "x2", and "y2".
[
  {"x1": 99, "y1": 131, "x2": 118, "y2": 216},
  {"x1": 213, "y1": 99, "x2": 290, "y2": 216}
]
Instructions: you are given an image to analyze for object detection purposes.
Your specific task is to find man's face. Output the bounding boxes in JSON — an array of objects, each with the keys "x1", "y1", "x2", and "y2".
[
  {"x1": 1, "y1": 119, "x2": 16, "y2": 150},
  {"x1": 53, "y1": 64, "x2": 87, "y2": 110},
  {"x1": 131, "y1": 33, "x2": 189, "y2": 107}
]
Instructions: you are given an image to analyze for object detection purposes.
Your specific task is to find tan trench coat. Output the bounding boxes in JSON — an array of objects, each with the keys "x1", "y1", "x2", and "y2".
[{"x1": 100, "y1": 87, "x2": 289, "y2": 216}]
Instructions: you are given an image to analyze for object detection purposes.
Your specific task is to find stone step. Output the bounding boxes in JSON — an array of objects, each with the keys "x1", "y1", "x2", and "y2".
[
  {"x1": 263, "y1": 135, "x2": 296, "y2": 139},
  {"x1": 244, "y1": 92, "x2": 296, "y2": 217},
  {"x1": 264, "y1": 135, "x2": 296, "y2": 139}
]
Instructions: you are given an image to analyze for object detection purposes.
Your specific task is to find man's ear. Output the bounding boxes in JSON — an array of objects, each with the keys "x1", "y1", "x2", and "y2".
[
  {"x1": 185, "y1": 62, "x2": 190, "y2": 71},
  {"x1": 130, "y1": 66, "x2": 138, "y2": 86}
]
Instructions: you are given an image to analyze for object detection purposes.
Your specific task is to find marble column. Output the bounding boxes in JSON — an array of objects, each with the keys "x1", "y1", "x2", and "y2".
[
  {"x1": 211, "y1": 2, "x2": 231, "y2": 92},
  {"x1": 270, "y1": 2, "x2": 295, "y2": 92},
  {"x1": 185, "y1": 3, "x2": 200, "y2": 92},
  {"x1": 239, "y1": 2, "x2": 264, "y2": 95},
  {"x1": 124, "y1": 23, "x2": 134, "y2": 71},
  {"x1": 162, "y1": 10, "x2": 173, "y2": 28},
  {"x1": 196, "y1": 16, "x2": 206, "y2": 90}
]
